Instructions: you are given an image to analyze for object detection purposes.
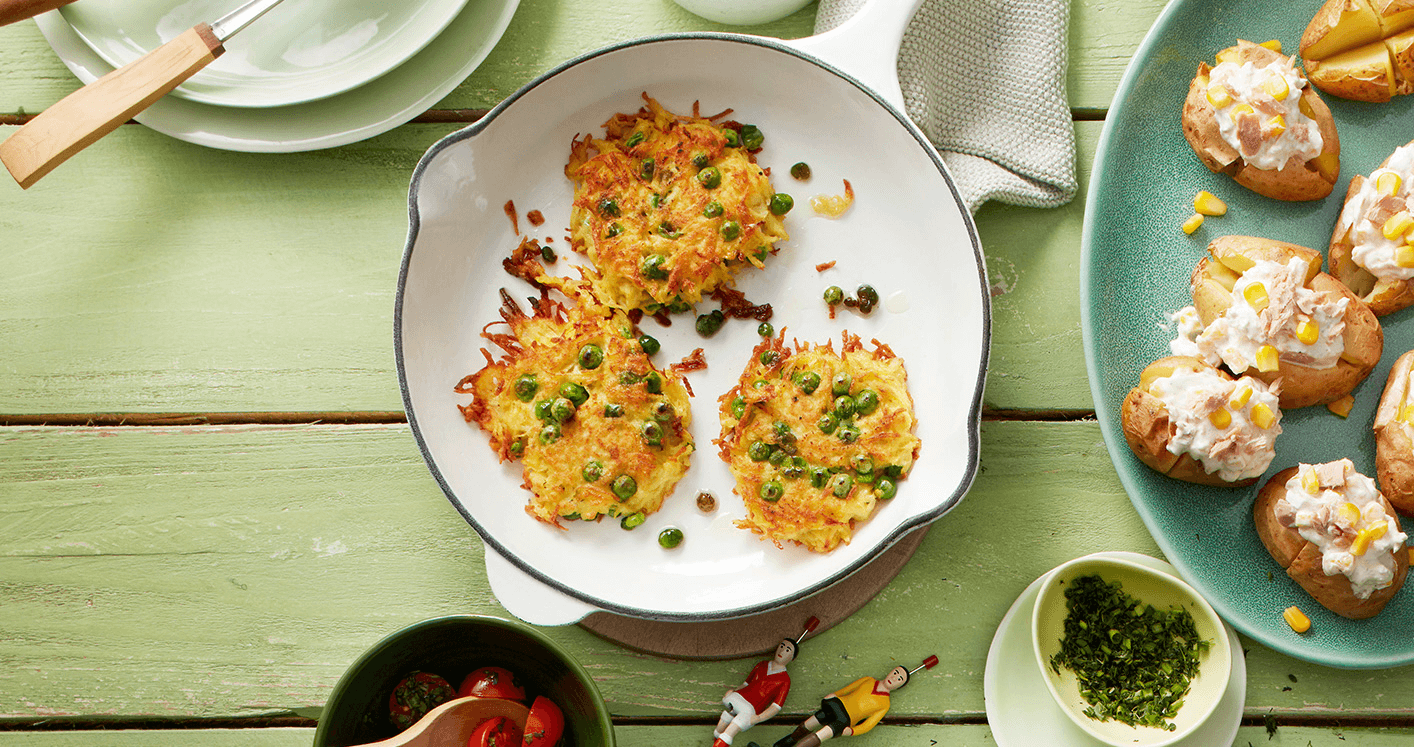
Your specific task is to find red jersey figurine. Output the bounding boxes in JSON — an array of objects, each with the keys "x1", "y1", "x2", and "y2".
[{"x1": 711, "y1": 617, "x2": 818, "y2": 747}]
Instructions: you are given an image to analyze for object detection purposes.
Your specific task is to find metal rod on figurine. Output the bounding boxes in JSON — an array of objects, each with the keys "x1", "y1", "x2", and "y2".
[
  {"x1": 772, "y1": 654, "x2": 939, "y2": 747},
  {"x1": 711, "y1": 617, "x2": 820, "y2": 747}
]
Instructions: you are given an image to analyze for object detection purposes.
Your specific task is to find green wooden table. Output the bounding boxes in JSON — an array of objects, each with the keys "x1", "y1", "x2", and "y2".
[{"x1": 2, "y1": 1, "x2": 1412, "y2": 746}]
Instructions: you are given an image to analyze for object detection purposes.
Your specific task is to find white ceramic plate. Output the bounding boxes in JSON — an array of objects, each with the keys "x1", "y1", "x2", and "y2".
[
  {"x1": 398, "y1": 34, "x2": 988, "y2": 620},
  {"x1": 34, "y1": 0, "x2": 517, "y2": 152},
  {"x1": 58, "y1": 0, "x2": 469, "y2": 108},
  {"x1": 984, "y1": 552, "x2": 1245, "y2": 747}
]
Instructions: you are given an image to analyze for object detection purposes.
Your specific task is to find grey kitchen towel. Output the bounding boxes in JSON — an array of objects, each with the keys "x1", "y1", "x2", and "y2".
[{"x1": 816, "y1": 0, "x2": 1077, "y2": 212}]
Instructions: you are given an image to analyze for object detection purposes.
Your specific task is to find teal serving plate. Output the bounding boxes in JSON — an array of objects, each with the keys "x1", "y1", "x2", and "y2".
[{"x1": 1082, "y1": 0, "x2": 1414, "y2": 668}]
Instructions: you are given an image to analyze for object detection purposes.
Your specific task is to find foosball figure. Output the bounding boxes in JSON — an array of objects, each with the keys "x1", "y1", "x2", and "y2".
[
  {"x1": 710, "y1": 617, "x2": 820, "y2": 747},
  {"x1": 771, "y1": 655, "x2": 938, "y2": 747}
]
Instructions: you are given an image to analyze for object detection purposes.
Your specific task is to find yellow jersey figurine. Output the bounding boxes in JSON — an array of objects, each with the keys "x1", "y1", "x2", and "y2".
[{"x1": 772, "y1": 655, "x2": 936, "y2": 747}]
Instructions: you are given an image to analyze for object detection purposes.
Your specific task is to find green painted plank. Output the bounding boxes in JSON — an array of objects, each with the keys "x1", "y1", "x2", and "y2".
[
  {"x1": 0, "y1": 120, "x2": 1101, "y2": 415},
  {"x1": 0, "y1": 0, "x2": 1164, "y2": 115},
  {"x1": 2, "y1": 421, "x2": 1411, "y2": 720}
]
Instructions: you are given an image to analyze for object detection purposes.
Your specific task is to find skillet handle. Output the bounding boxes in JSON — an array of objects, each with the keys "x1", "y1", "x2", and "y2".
[
  {"x1": 0, "y1": 0, "x2": 75, "y2": 27},
  {"x1": 483, "y1": 544, "x2": 596, "y2": 626},
  {"x1": 780, "y1": 0, "x2": 924, "y2": 112}
]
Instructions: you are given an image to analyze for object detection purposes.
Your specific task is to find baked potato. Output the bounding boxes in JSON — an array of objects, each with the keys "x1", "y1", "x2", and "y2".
[
  {"x1": 1182, "y1": 40, "x2": 1340, "y2": 201},
  {"x1": 1328, "y1": 140, "x2": 1414, "y2": 315},
  {"x1": 1301, "y1": 0, "x2": 1414, "y2": 101},
  {"x1": 1176, "y1": 235, "x2": 1383, "y2": 409},
  {"x1": 1255, "y1": 462, "x2": 1409, "y2": 619},
  {"x1": 1374, "y1": 350, "x2": 1414, "y2": 515},
  {"x1": 1121, "y1": 355, "x2": 1282, "y2": 487}
]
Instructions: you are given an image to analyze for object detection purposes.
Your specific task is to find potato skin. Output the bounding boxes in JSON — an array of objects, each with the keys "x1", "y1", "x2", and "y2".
[
  {"x1": 1181, "y1": 43, "x2": 1340, "y2": 201},
  {"x1": 1374, "y1": 350, "x2": 1414, "y2": 515},
  {"x1": 1120, "y1": 356, "x2": 1263, "y2": 487},
  {"x1": 1191, "y1": 236, "x2": 1383, "y2": 409},
  {"x1": 1328, "y1": 145, "x2": 1414, "y2": 316},
  {"x1": 1254, "y1": 467, "x2": 1409, "y2": 619}
]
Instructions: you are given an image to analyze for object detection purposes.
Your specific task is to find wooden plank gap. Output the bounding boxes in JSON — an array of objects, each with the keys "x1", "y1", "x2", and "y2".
[
  {"x1": 0, "y1": 412, "x2": 408, "y2": 426},
  {"x1": 983, "y1": 408, "x2": 1096, "y2": 422}
]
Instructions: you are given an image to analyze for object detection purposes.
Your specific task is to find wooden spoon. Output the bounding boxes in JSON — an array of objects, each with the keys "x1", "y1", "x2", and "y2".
[{"x1": 356, "y1": 696, "x2": 530, "y2": 747}]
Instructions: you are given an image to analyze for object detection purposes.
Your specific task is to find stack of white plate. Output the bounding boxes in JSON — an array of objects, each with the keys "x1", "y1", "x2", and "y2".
[{"x1": 36, "y1": 0, "x2": 521, "y2": 151}]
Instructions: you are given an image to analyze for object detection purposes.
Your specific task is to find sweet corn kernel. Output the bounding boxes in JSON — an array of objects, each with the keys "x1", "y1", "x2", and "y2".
[
  {"x1": 1396, "y1": 244, "x2": 1414, "y2": 269},
  {"x1": 1209, "y1": 407, "x2": 1233, "y2": 429},
  {"x1": 1351, "y1": 527, "x2": 1379, "y2": 556},
  {"x1": 1262, "y1": 74, "x2": 1288, "y2": 102},
  {"x1": 1194, "y1": 190, "x2": 1228, "y2": 216},
  {"x1": 1377, "y1": 171, "x2": 1403, "y2": 196},
  {"x1": 1229, "y1": 385, "x2": 1253, "y2": 409},
  {"x1": 1244, "y1": 282, "x2": 1270, "y2": 312},
  {"x1": 1336, "y1": 502, "x2": 1362, "y2": 526},
  {"x1": 1384, "y1": 211, "x2": 1414, "y2": 240},
  {"x1": 1256, "y1": 345, "x2": 1280, "y2": 372},
  {"x1": 1231, "y1": 103, "x2": 1255, "y2": 118},
  {"x1": 1260, "y1": 39, "x2": 1283, "y2": 52},
  {"x1": 1301, "y1": 467, "x2": 1320, "y2": 494},
  {"x1": 1206, "y1": 83, "x2": 1233, "y2": 108},
  {"x1": 1327, "y1": 395, "x2": 1355, "y2": 418},
  {"x1": 1283, "y1": 606, "x2": 1311, "y2": 634},
  {"x1": 1182, "y1": 213, "x2": 1205, "y2": 234},
  {"x1": 1251, "y1": 402, "x2": 1276, "y2": 429},
  {"x1": 1297, "y1": 319, "x2": 1320, "y2": 345},
  {"x1": 1217, "y1": 48, "x2": 1240, "y2": 64},
  {"x1": 1265, "y1": 115, "x2": 1287, "y2": 137}
]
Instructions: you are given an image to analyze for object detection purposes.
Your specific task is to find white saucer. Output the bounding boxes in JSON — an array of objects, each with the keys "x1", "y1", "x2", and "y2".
[
  {"x1": 984, "y1": 551, "x2": 1245, "y2": 747},
  {"x1": 34, "y1": 0, "x2": 518, "y2": 152}
]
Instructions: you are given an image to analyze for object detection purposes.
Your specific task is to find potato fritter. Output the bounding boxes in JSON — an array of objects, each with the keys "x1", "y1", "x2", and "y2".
[
  {"x1": 717, "y1": 332, "x2": 921, "y2": 553},
  {"x1": 457, "y1": 244, "x2": 694, "y2": 527},
  {"x1": 566, "y1": 94, "x2": 790, "y2": 313}
]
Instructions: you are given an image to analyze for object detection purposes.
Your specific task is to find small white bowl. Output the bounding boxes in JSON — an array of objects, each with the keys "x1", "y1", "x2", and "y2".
[
  {"x1": 670, "y1": 0, "x2": 813, "y2": 26},
  {"x1": 1031, "y1": 554, "x2": 1231, "y2": 747}
]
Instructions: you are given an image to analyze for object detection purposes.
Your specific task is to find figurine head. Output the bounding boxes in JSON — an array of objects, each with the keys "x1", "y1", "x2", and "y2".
[
  {"x1": 774, "y1": 639, "x2": 798, "y2": 665},
  {"x1": 880, "y1": 665, "x2": 910, "y2": 691}
]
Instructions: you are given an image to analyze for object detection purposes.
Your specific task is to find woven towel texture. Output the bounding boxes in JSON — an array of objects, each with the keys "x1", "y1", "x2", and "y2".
[{"x1": 816, "y1": 0, "x2": 1077, "y2": 212}]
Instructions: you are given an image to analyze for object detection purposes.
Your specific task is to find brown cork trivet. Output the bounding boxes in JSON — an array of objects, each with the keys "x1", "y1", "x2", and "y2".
[{"x1": 578, "y1": 527, "x2": 927, "y2": 660}]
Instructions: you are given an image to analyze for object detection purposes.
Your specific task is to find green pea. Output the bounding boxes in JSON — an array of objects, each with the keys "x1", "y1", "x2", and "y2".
[
  {"x1": 612, "y1": 474, "x2": 638, "y2": 501},
  {"x1": 782, "y1": 456, "x2": 807, "y2": 480},
  {"x1": 513, "y1": 373, "x2": 539, "y2": 402},
  {"x1": 833, "y1": 395, "x2": 857, "y2": 419},
  {"x1": 817, "y1": 413, "x2": 838, "y2": 434},
  {"x1": 855, "y1": 471, "x2": 876, "y2": 485},
  {"x1": 560, "y1": 381, "x2": 589, "y2": 406},
  {"x1": 790, "y1": 162, "x2": 811, "y2": 180},
  {"x1": 697, "y1": 166, "x2": 722, "y2": 189},
  {"x1": 625, "y1": 131, "x2": 645, "y2": 148},
  {"x1": 723, "y1": 129, "x2": 741, "y2": 147},
  {"x1": 767, "y1": 449, "x2": 787, "y2": 467},
  {"x1": 769, "y1": 193, "x2": 794, "y2": 215},
  {"x1": 776, "y1": 431, "x2": 798, "y2": 455},
  {"x1": 759, "y1": 481, "x2": 784, "y2": 502},
  {"x1": 652, "y1": 401, "x2": 675, "y2": 422},
  {"x1": 852, "y1": 454, "x2": 875, "y2": 475},
  {"x1": 509, "y1": 438, "x2": 525, "y2": 457},
  {"x1": 810, "y1": 468, "x2": 830, "y2": 488},
  {"x1": 757, "y1": 322, "x2": 774, "y2": 337},
  {"x1": 606, "y1": 222, "x2": 623, "y2": 238},
  {"x1": 551, "y1": 397, "x2": 577, "y2": 423},
  {"x1": 541, "y1": 245, "x2": 557, "y2": 262},
  {"x1": 578, "y1": 345, "x2": 604, "y2": 370},
  {"x1": 730, "y1": 396, "x2": 746, "y2": 419},
  {"x1": 582, "y1": 459, "x2": 604, "y2": 482},
  {"x1": 658, "y1": 527, "x2": 684, "y2": 548},
  {"x1": 823, "y1": 286, "x2": 844, "y2": 306},
  {"x1": 598, "y1": 197, "x2": 620, "y2": 217},
  {"x1": 829, "y1": 473, "x2": 854, "y2": 498},
  {"x1": 837, "y1": 425, "x2": 860, "y2": 444},
  {"x1": 603, "y1": 403, "x2": 624, "y2": 418},
  {"x1": 639, "y1": 335, "x2": 660, "y2": 355},
  {"x1": 855, "y1": 389, "x2": 880, "y2": 416},
  {"x1": 691, "y1": 153, "x2": 709, "y2": 169},
  {"x1": 644, "y1": 371, "x2": 663, "y2": 394},
  {"x1": 696, "y1": 310, "x2": 725, "y2": 337},
  {"x1": 882, "y1": 465, "x2": 904, "y2": 479},
  {"x1": 667, "y1": 300, "x2": 692, "y2": 314},
  {"x1": 875, "y1": 478, "x2": 898, "y2": 500},
  {"x1": 760, "y1": 350, "x2": 780, "y2": 366},
  {"x1": 640, "y1": 158, "x2": 655, "y2": 180},
  {"x1": 772, "y1": 420, "x2": 793, "y2": 439},
  {"x1": 831, "y1": 372, "x2": 853, "y2": 396},
  {"x1": 740, "y1": 124, "x2": 764, "y2": 150},
  {"x1": 562, "y1": 512, "x2": 581, "y2": 521},
  {"x1": 703, "y1": 201, "x2": 724, "y2": 218},
  {"x1": 540, "y1": 424, "x2": 562, "y2": 444},
  {"x1": 641, "y1": 254, "x2": 669, "y2": 280},
  {"x1": 618, "y1": 371, "x2": 643, "y2": 386},
  {"x1": 720, "y1": 220, "x2": 741, "y2": 241},
  {"x1": 650, "y1": 193, "x2": 664, "y2": 209},
  {"x1": 857, "y1": 284, "x2": 880, "y2": 308},
  {"x1": 534, "y1": 399, "x2": 554, "y2": 422},
  {"x1": 753, "y1": 245, "x2": 768, "y2": 262},
  {"x1": 794, "y1": 371, "x2": 821, "y2": 395},
  {"x1": 641, "y1": 421, "x2": 664, "y2": 446},
  {"x1": 621, "y1": 511, "x2": 646, "y2": 530},
  {"x1": 753, "y1": 379, "x2": 769, "y2": 389},
  {"x1": 658, "y1": 221, "x2": 682, "y2": 239},
  {"x1": 748, "y1": 441, "x2": 773, "y2": 462}
]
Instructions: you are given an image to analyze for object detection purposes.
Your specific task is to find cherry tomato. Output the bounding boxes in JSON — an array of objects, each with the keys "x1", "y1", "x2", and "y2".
[
  {"x1": 388, "y1": 671, "x2": 456, "y2": 730},
  {"x1": 458, "y1": 666, "x2": 527, "y2": 701},
  {"x1": 469, "y1": 715, "x2": 522, "y2": 747},
  {"x1": 522, "y1": 696, "x2": 565, "y2": 747}
]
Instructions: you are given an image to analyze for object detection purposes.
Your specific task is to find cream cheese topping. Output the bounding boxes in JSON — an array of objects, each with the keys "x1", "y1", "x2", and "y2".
[
  {"x1": 1279, "y1": 460, "x2": 1408, "y2": 599},
  {"x1": 1335, "y1": 144, "x2": 1414, "y2": 281},
  {"x1": 1168, "y1": 258, "x2": 1347, "y2": 372},
  {"x1": 1207, "y1": 59, "x2": 1323, "y2": 171},
  {"x1": 1149, "y1": 368, "x2": 1281, "y2": 481}
]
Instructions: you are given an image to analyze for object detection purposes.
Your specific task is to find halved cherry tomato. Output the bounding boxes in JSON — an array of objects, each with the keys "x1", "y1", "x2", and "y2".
[
  {"x1": 469, "y1": 715, "x2": 522, "y2": 747},
  {"x1": 458, "y1": 666, "x2": 527, "y2": 701},
  {"x1": 388, "y1": 671, "x2": 456, "y2": 730},
  {"x1": 522, "y1": 696, "x2": 565, "y2": 747}
]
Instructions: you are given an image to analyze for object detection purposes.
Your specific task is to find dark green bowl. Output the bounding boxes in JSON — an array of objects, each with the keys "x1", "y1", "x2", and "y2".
[{"x1": 313, "y1": 615, "x2": 614, "y2": 747}]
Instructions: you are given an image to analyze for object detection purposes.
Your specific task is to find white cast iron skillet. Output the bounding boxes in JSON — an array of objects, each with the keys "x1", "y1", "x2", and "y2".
[{"x1": 397, "y1": 0, "x2": 990, "y2": 622}]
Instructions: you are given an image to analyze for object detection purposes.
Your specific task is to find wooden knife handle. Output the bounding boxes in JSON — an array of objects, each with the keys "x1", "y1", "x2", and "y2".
[
  {"x1": 0, "y1": 0, "x2": 76, "y2": 26},
  {"x1": 0, "y1": 24, "x2": 222, "y2": 189}
]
